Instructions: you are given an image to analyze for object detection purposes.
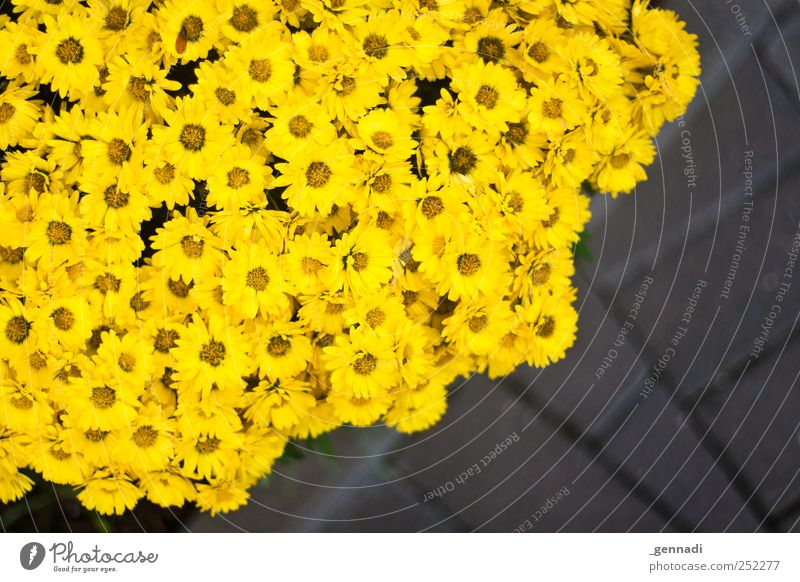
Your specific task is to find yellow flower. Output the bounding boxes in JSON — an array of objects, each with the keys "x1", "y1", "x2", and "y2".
[
  {"x1": 206, "y1": 145, "x2": 271, "y2": 211},
  {"x1": 242, "y1": 376, "x2": 317, "y2": 431},
  {"x1": 522, "y1": 291, "x2": 579, "y2": 367},
  {"x1": 594, "y1": 130, "x2": 655, "y2": 196},
  {"x1": 273, "y1": 139, "x2": 356, "y2": 216},
  {"x1": 151, "y1": 97, "x2": 230, "y2": 179},
  {"x1": 383, "y1": 378, "x2": 447, "y2": 433},
  {"x1": 217, "y1": 0, "x2": 276, "y2": 42},
  {"x1": 347, "y1": 10, "x2": 410, "y2": 81},
  {"x1": 195, "y1": 479, "x2": 249, "y2": 515},
  {"x1": 192, "y1": 60, "x2": 250, "y2": 125},
  {"x1": 116, "y1": 402, "x2": 176, "y2": 471},
  {"x1": 527, "y1": 79, "x2": 587, "y2": 139},
  {"x1": 24, "y1": 192, "x2": 88, "y2": 265},
  {"x1": 138, "y1": 470, "x2": 197, "y2": 508},
  {"x1": 332, "y1": 224, "x2": 394, "y2": 294},
  {"x1": 224, "y1": 22, "x2": 295, "y2": 109},
  {"x1": 324, "y1": 326, "x2": 398, "y2": 398},
  {"x1": 172, "y1": 313, "x2": 254, "y2": 395},
  {"x1": 103, "y1": 54, "x2": 181, "y2": 120},
  {"x1": 77, "y1": 470, "x2": 144, "y2": 515},
  {"x1": 66, "y1": 367, "x2": 140, "y2": 431},
  {"x1": 158, "y1": 0, "x2": 220, "y2": 64},
  {"x1": 0, "y1": 80, "x2": 41, "y2": 149},
  {"x1": 34, "y1": 12, "x2": 104, "y2": 99},
  {"x1": 283, "y1": 231, "x2": 336, "y2": 296},
  {"x1": 452, "y1": 61, "x2": 525, "y2": 135},
  {"x1": 222, "y1": 241, "x2": 292, "y2": 320},
  {"x1": 150, "y1": 208, "x2": 227, "y2": 282},
  {"x1": 0, "y1": 19, "x2": 42, "y2": 84},
  {"x1": 356, "y1": 107, "x2": 417, "y2": 161}
]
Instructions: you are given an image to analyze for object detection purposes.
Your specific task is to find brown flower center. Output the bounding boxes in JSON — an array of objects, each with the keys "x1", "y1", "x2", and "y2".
[
  {"x1": 167, "y1": 277, "x2": 192, "y2": 298},
  {"x1": 181, "y1": 235, "x2": 204, "y2": 258},
  {"x1": 610, "y1": 153, "x2": 630, "y2": 169},
  {"x1": 528, "y1": 41, "x2": 549, "y2": 63},
  {"x1": 352, "y1": 353, "x2": 377, "y2": 375},
  {"x1": 129, "y1": 291, "x2": 150, "y2": 311},
  {"x1": 85, "y1": 429, "x2": 109, "y2": 442},
  {"x1": 5, "y1": 315, "x2": 30, "y2": 344},
  {"x1": 350, "y1": 252, "x2": 369, "y2": 272},
  {"x1": 457, "y1": 253, "x2": 481, "y2": 276},
  {"x1": 308, "y1": 44, "x2": 328, "y2": 62},
  {"x1": 199, "y1": 340, "x2": 226, "y2": 366},
  {"x1": 103, "y1": 184, "x2": 129, "y2": 208},
  {"x1": 56, "y1": 37, "x2": 84, "y2": 64},
  {"x1": 372, "y1": 173, "x2": 392, "y2": 193},
  {"x1": 14, "y1": 43, "x2": 31, "y2": 65},
  {"x1": 542, "y1": 98, "x2": 563, "y2": 119},
  {"x1": 537, "y1": 316, "x2": 556, "y2": 338},
  {"x1": 249, "y1": 58, "x2": 272, "y2": 82},
  {"x1": 371, "y1": 130, "x2": 393, "y2": 149},
  {"x1": 26, "y1": 172, "x2": 47, "y2": 193},
  {"x1": 51, "y1": 306, "x2": 75, "y2": 330},
  {"x1": 477, "y1": 36, "x2": 504, "y2": 62},
  {"x1": 227, "y1": 166, "x2": 250, "y2": 189},
  {"x1": 532, "y1": 262, "x2": 551, "y2": 286},
  {"x1": 230, "y1": 4, "x2": 258, "y2": 32},
  {"x1": 504, "y1": 122, "x2": 528, "y2": 145},
  {"x1": 301, "y1": 256, "x2": 323, "y2": 274},
  {"x1": 267, "y1": 336, "x2": 291, "y2": 357},
  {"x1": 104, "y1": 5, "x2": 129, "y2": 31},
  {"x1": 133, "y1": 425, "x2": 158, "y2": 447},
  {"x1": 365, "y1": 308, "x2": 385, "y2": 328},
  {"x1": 306, "y1": 161, "x2": 331, "y2": 188},
  {"x1": 449, "y1": 146, "x2": 477, "y2": 175},
  {"x1": 363, "y1": 34, "x2": 388, "y2": 59},
  {"x1": 337, "y1": 75, "x2": 357, "y2": 95},
  {"x1": 246, "y1": 266, "x2": 269, "y2": 290},
  {"x1": 468, "y1": 314, "x2": 488, "y2": 333},
  {"x1": 196, "y1": 436, "x2": 220, "y2": 454},
  {"x1": 90, "y1": 386, "x2": 116, "y2": 409},
  {"x1": 421, "y1": 196, "x2": 444, "y2": 218},
  {"x1": 95, "y1": 272, "x2": 121, "y2": 294},
  {"x1": 181, "y1": 15, "x2": 204, "y2": 42},
  {"x1": 475, "y1": 85, "x2": 498, "y2": 109},
  {"x1": 0, "y1": 102, "x2": 15, "y2": 123},
  {"x1": 214, "y1": 87, "x2": 236, "y2": 105},
  {"x1": 46, "y1": 221, "x2": 72, "y2": 245},
  {"x1": 118, "y1": 353, "x2": 135, "y2": 372},
  {"x1": 179, "y1": 124, "x2": 206, "y2": 151},
  {"x1": 128, "y1": 76, "x2": 150, "y2": 101},
  {"x1": 154, "y1": 162, "x2": 175, "y2": 184},
  {"x1": 154, "y1": 328, "x2": 180, "y2": 352},
  {"x1": 107, "y1": 138, "x2": 131, "y2": 165},
  {"x1": 0, "y1": 246, "x2": 24, "y2": 264}
]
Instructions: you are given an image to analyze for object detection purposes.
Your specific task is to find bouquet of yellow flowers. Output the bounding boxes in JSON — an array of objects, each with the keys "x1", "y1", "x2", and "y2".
[{"x1": 0, "y1": 0, "x2": 699, "y2": 517}]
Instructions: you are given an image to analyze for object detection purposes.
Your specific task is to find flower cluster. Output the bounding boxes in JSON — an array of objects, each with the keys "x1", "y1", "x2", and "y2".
[{"x1": 0, "y1": 0, "x2": 699, "y2": 516}]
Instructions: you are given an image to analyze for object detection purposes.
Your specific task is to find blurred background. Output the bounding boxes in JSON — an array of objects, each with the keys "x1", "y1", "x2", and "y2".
[{"x1": 4, "y1": 0, "x2": 800, "y2": 532}]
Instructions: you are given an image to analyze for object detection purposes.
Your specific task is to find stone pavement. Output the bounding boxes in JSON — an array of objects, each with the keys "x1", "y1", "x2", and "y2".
[{"x1": 189, "y1": 1, "x2": 800, "y2": 532}]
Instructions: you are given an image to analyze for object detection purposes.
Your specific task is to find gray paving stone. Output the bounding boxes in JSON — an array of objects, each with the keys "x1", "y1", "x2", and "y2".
[
  {"x1": 692, "y1": 336, "x2": 800, "y2": 518},
  {"x1": 508, "y1": 273, "x2": 650, "y2": 439},
  {"x1": 578, "y1": 44, "x2": 800, "y2": 296},
  {"x1": 598, "y1": 387, "x2": 764, "y2": 531},
  {"x1": 758, "y1": 3, "x2": 800, "y2": 108},
  {"x1": 188, "y1": 428, "x2": 458, "y2": 532},
  {"x1": 609, "y1": 163, "x2": 800, "y2": 400},
  {"x1": 391, "y1": 375, "x2": 673, "y2": 531}
]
